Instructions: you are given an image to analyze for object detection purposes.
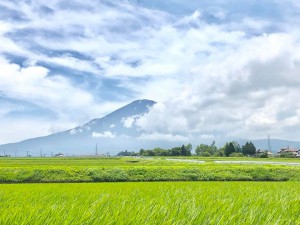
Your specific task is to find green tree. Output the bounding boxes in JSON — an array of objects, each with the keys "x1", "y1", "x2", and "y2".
[
  {"x1": 209, "y1": 141, "x2": 218, "y2": 155},
  {"x1": 139, "y1": 149, "x2": 145, "y2": 156},
  {"x1": 170, "y1": 147, "x2": 182, "y2": 156},
  {"x1": 147, "y1": 150, "x2": 155, "y2": 156},
  {"x1": 214, "y1": 148, "x2": 224, "y2": 157},
  {"x1": 181, "y1": 145, "x2": 186, "y2": 156},
  {"x1": 280, "y1": 152, "x2": 294, "y2": 158},
  {"x1": 180, "y1": 144, "x2": 192, "y2": 156},
  {"x1": 229, "y1": 152, "x2": 244, "y2": 157},
  {"x1": 242, "y1": 142, "x2": 256, "y2": 156},
  {"x1": 224, "y1": 142, "x2": 235, "y2": 157},
  {"x1": 232, "y1": 142, "x2": 242, "y2": 153},
  {"x1": 195, "y1": 141, "x2": 218, "y2": 156},
  {"x1": 153, "y1": 148, "x2": 169, "y2": 156},
  {"x1": 195, "y1": 144, "x2": 210, "y2": 156},
  {"x1": 117, "y1": 150, "x2": 136, "y2": 156},
  {"x1": 185, "y1": 143, "x2": 192, "y2": 154},
  {"x1": 248, "y1": 142, "x2": 256, "y2": 155}
]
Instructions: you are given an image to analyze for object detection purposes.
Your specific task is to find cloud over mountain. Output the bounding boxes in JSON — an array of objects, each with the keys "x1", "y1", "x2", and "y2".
[{"x1": 1, "y1": 0, "x2": 300, "y2": 144}]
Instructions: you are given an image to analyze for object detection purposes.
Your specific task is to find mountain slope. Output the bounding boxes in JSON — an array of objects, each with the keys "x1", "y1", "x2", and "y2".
[
  {"x1": 0, "y1": 99, "x2": 156, "y2": 156},
  {"x1": 1, "y1": 98, "x2": 300, "y2": 156},
  {"x1": 250, "y1": 139, "x2": 300, "y2": 153}
]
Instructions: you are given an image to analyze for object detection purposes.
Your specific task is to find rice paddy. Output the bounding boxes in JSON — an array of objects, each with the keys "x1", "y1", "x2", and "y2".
[
  {"x1": 0, "y1": 181, "x2": 299, "y2": 225},
  {"x1": 0, "y1": 157, "x2": 300, "y2": 182},
  {"x1": 0, "y1": 157, "x2": 299, "y2": 224}
]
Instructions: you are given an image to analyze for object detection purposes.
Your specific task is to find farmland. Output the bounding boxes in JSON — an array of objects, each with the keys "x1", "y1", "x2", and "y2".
[
  {"x1": 0, "y1": 182, "x2": 299, "y2": 224},
  {"x1": 0, "y1": 157, "x2": 299, "y2": 224},
  {"x1": 0, "y1": 157, "x2": 300, "y2": 182}
]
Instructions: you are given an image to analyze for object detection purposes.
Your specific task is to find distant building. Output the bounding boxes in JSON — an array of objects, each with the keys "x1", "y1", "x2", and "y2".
[
  {"x1": 54, "y1": 153, "x2": 64, "y2": 157},
  {"x1": 278, "y1": 147, "x2": 300, "y2": 157},
  {"x1": 256, "y1": 149, "x2": 272, "y2": 157}
]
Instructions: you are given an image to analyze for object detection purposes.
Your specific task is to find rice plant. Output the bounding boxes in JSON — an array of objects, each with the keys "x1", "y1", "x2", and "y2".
[{"x1": 0, "y1": 182, "x2": 299, "y2": 224}]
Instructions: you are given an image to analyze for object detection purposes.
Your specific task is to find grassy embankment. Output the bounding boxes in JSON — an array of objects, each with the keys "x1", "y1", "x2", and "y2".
[
  {"x1": 0, "y1": 157, "x2": 299, "y2": 182},
  {"x1": 0, "y1": 182, "x2": 299, "y2": 224}
]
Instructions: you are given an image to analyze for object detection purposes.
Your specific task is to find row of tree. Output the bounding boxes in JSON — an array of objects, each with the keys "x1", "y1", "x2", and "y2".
[
  {"x1": 139, "y1": 144, "x2": 192, "y2": 156},
  {"x1": 117, "y1": 141, "x2": 258, "y2": 157},
  {"x1": 195, "y1": 141, "x2": 257, "y2": 157},
  {"x1": 117, "y1": 144, "x2": 192, "y2": 156}
]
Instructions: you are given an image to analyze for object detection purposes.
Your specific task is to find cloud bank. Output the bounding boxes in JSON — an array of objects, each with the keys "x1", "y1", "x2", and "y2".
[{"x1": 1, "y1": 0, "x2": 300, "y2": 143}]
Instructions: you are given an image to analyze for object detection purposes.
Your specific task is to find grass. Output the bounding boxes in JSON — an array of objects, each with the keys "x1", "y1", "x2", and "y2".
[
  {"x1": 167, "y1": 156, "x2": 300, "y2": 162},
  {"x1": 0, "y1": 158, "x2": 299, "y2": 224},
  {"x1": 0, "y1": 157, "x2": 299, "y2": 182},
  {"x1": 0, "y1": 156, "x2": 299, "y2": 168},
  {"x1": 0, "y1": 182, "x2": 299, "y2": 224}
]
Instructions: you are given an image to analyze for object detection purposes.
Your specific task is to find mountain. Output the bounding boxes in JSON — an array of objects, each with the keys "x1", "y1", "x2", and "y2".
[
  {"x1": 249, "y1": 139, "x2": 300, "y2": 153},
  {"x1": 1, "y1": 98, "x2": 300, "y2": 157},
  {"x1": 0, "y1": 99, "x2": 159, "y2": 156}
]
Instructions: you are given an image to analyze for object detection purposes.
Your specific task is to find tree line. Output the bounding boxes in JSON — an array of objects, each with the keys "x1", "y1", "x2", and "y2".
[
  {"x1": 117, "y1": 141, "x2": 261, "y2": 157},
  {"x1": 195, "y1": 141, "x2": 257, "y2": 157},
  {"x1": 117, "y1": 144, "x2": 192, "y2": 157}
]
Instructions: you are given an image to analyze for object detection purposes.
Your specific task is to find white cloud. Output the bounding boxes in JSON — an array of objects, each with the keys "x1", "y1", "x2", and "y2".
[
  {"x1": 1, "y1": 0, "x2": 300, "y2": 143},
  {"x1": 0, "y1": 56, "x2": 128, "y2": 141},
  {"x1": 0, "y1": 57, "x2": 97, "y2": 117},
  {"x1": 40, "y1": 55, "x2": 100, "y2": 74},
  {"x1": 198, "y1": 134, "x2": 216, "y2": 139},
  {"x1": 0, "y1": 117, "x2": 76, "y2": 144},
  {"x1": 138, "y1": 132, "x2": 188, "y2": 142},
  {"x1": 288, "y1": 0, "x2": 300, "y2": 8},
  {"x1": 135, "y1": 32, "x2": 300, "y2": 140},
  {"x1": 122, "y1": 117, "x2": 135, "y2": 128},
  {"x1": 121, "y1": 115, "x2": 141, "y2": 128},
  {"x1": 92, "y1": 131, "x2": 116, "y2": 138},
  {"x1": 69, "y1": 128, "x2": 83, "y2": 135},
  {"x1": 69, "y1": 129, "x2": 77, "y2": 135}
]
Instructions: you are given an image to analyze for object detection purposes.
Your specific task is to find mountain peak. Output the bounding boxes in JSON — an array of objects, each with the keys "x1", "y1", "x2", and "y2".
[
  {"x1": 131, "y1": 99, "x2": 157, "y2": 104},
  {"x1": 102, "y1": 99, "x2": 156, "y2": 119},
  {"x1": 0, "y1": 99, "x2": 157, "y2": 156}
]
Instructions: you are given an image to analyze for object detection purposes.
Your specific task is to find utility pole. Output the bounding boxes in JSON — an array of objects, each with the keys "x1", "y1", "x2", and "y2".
[
  {"x1": 40, "y1": 148, "x2": 43, "y2": 157},
  {"x1": 26, "y1": 151, "x2": 29, "y2": 157},
  {"x1": 3, "y1": 149, "x2": 5, "y2": 157},
  {"x1": 95, "y1": 143, "x2": 98, "y2": 156},
  {"x1": 268, "y1": 134, "x2": 271, "y2": 153}
]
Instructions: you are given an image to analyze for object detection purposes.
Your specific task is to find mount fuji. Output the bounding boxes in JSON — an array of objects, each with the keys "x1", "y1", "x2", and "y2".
[
  {"x1": 0, "y1": 99, "x2": 171, "y2": 156},
  {"x1": 1, "y1": 99, "x2": 300, "y2": 157}
]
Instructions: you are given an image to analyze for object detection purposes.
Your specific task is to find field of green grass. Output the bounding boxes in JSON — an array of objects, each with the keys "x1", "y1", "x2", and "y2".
[
  {"x1": 168, "y1": 156, "x2": 300, "y2": 162},
  {"x1": 0, "y1": 182, "x2": 299, "y2": 224},
  {"x1": 1, "y1": 157, "x2": 299, "y2": 224},
  {"x1": 1, "y1": 156, "x2": 300, "y2": 168},
  {"x1": 0, "y1": 157, "x2": 300, "y2": 183},
  {"x1": 0, "y1": 157, "x2": 300, "y2": 182}
]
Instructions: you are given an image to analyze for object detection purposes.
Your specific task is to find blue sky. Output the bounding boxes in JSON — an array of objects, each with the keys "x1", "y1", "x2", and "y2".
[{"x1": 1, "y1": 0, "x2": 300, "y2": 143}]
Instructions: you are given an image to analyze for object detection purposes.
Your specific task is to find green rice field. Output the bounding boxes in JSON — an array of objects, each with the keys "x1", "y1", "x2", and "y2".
[
  {"x1": 1, "y1": 156, "x2": 300, "y2": 168},
  {"x1": 1, "y1": 157, "x2": 299, "y2": 224},
  {"x1": 0, "y1": 182, "x2": 299, "y2": 224},
  {"x1": 0, "y1": 157, "x2": 300, "y2": 182}
]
